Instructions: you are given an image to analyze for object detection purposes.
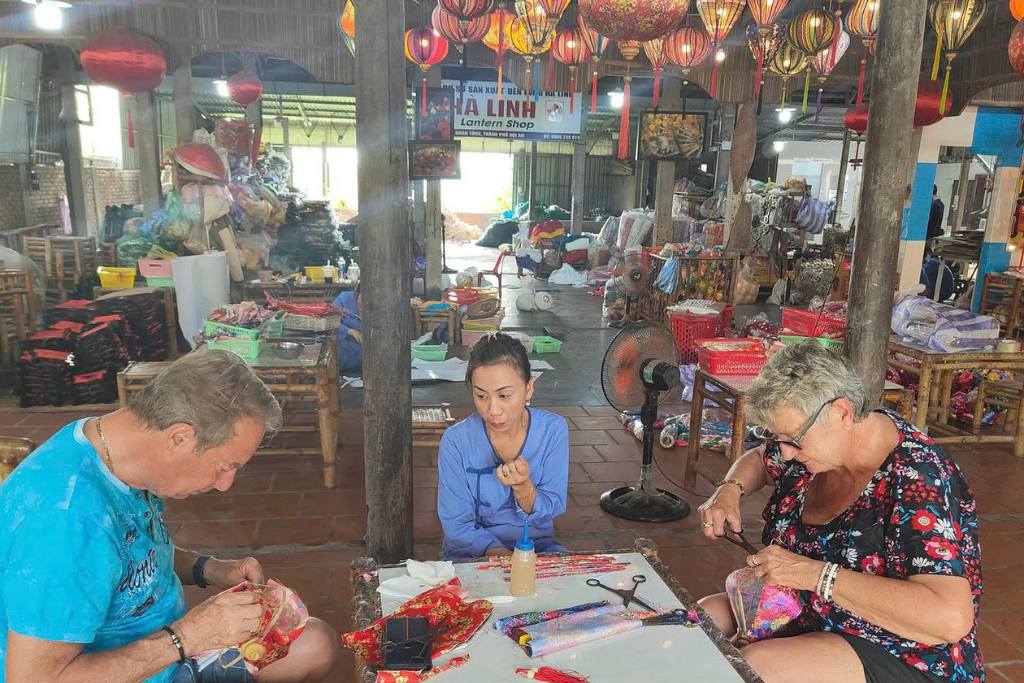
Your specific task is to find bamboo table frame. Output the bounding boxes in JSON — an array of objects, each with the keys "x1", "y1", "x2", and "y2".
[
  {"x1": 888, "y1": 336, "x2": 1024, "y2": 457},
  {"x1": 348, "y1": 538, "x2": 762, "y2": 683},
  {"x1": 116, "y1": 336, "x2": 341, "y2": 487},
  {"x1": 241, "y1": 280, "x2": 356, "y2": 304}
]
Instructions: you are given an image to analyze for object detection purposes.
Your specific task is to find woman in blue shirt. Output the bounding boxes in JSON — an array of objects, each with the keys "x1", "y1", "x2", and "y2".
[
  {"x1": 332, "y1": 285, "x2": 363, "y2": 372},
  {"x1": 437, "y1": 333, "x2": 569, "y2": 560}
]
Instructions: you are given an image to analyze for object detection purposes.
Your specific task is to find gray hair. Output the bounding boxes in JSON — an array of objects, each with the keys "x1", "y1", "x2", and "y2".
[
  {"x1": 746, "y1": 341, "x2": 872, "y2": 427},
  {"x1": 128, "y1": 349, "x2": 282, "y2": 452}
]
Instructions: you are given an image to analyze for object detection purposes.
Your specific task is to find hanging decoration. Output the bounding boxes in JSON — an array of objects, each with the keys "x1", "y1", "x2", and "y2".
[
  {"x1": 810, "y1": 29, "x2": 849, "y2": 120},
  {"x1": 577, "y1": 0, "x2": 693, "y2": 41},
  {"x1": 845, "y1": 0, "x2": 878, "y2": 104},
  {"x1": 664, "y1": 26, "x2": 710, "y2": 114},
  {"x1": 929, "y1": 0, "x2": 985, "y2": 115},
  {"x1": 513, "y1": 1, "x2": 557, "y2": 90},
  {"x1": 483, "y1": 7, "x2": 517, "y2": 100},
  {"x1": 615, "y1": 40, "x2": 642, "y2": 160},
  {"x1": 80, "y1": 26, "x2": 166, "y2": 150},
  {"x1": 1013, "y1": 0, "x2": 1024, "y2": 22},
  {"x1": 438, "y1": 0, "x2": 497, "y2": 24},
  {"x1": 746, "y1": 23, "x2": 783, "y2": 97},
  {"x1": 746, "y1": 0, "x2": 791, "y2": 27},
  {"x1": 340, "y1": 0, "x2": 356, "y2": 54},
  {"x1": 643, "y1": 37, "x2": 669, "y2": 107},
  {"x1": 508, "y1": 15, "x2": 556, "y2": 100},
  {"x1": 844, "y1": 104, "x2": 869, "y2": 135},
  {"x1": 405, "y1": 27, "x2": 450, "y2": 115},
  {"x1": 552, "y1": 27, "x2": 593, "y2": 113},
  {"x1": 577, "y1": 14, "x2": 610, "y2": 113},
  {"x1": 1010, "y1": 17, "x2": 1024, "y2": 76},
  {"x1": 227, "y1": 70, "x2": 263, "y2": 108},
  {"x1": 696, "y1": 0, "x2": 745, "y2": 98},
  {"x1": 787, "y1": 9, "x2": 836, "y2": 113},
  {"x1": 534, "y1": 0, "x2": 574, "y2": 89},
  {"x1": 914, "y1": 79, "x2": 954, "y2": 128},
  {"x1": 768, "y1": 41, "x2": 809, "y2": 107},
  {"x1": 433, "y1": 4, "x2": 490, "y2": 52}
]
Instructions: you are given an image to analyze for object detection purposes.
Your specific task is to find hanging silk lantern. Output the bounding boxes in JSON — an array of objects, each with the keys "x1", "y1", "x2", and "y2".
[
  {"x1": 552, "y1": 27, "x2": 592, "y2": 113},
  {"x1": 787, "y1": 9, "x2": 836, "y2": 55},
  {"x1": 665, "y1": 26, "x2": 712, "y2": 74},
  {"x1": 537, "y1": 0, "x2": 572, "y2": 34},
  {"x1": 405, "y1": 27, "x2": 450, "y2": 115},
  {"x1": 747, "y1": 0, "x2": 791, "y2": 27},
  {"x1": 929, "y1": 0, "x2": 985, "y2": 114},
  {"x1": 746, "y1": 23, "x2": 783, "y2": 97},
  {"x1": 577, "y1": 14, "x2": 610, "y2": 113},
  {"x1": 340, "y1": 0, "x2": 356, "y2": 54},
  {"x1": 438, "y1": 0, "x2": 497, "y2": 24},
  {"x1": 613, "y1": 40, "x2": 643, "y2": 160},
  {"x1": 227, "y1": 70, "x2": 263, "y2": 108},
  {"x1": 696, "y1": 0, "x2": 745, "y2": 98},
  {"x1": 514, "y1": 1, "x2": 557, "y2": 89},
  {"x1": 578, "y1": 0, "x2": 693, "y2": 41},
  {"x1": 1013, "y1": 0, "x2": 1024, "y2": 22},
  {"x1": 768, "y1": 41, "x2": 809, "y2": 107},
  {"x1": 484, "y1": 7, "x2": 517, "y2": 100},
  {"x1": 1010, "y1": 18, "x2": 1024, "y2": 76},
  {"x1": 643, "y1": 38, "x2": 669, "y2": 108},
  {"x1": 914, "y1": 79, "x2": 953, "y2": 128},
  {"x1": 433, "y1": 4, "x2": 490, "y2": 51},
  {"x1": 844, "y1": 103, "x2": 868, "y2": 135},
  {"x1": 845, "y1": 0, "x2": 878, "y2": 104},
  {"x1": 810, "y1": 29, "x2": 849, "y2": 120},
  {"x1": 508, "y1": 15, "x2": 555, "y2": 100}
]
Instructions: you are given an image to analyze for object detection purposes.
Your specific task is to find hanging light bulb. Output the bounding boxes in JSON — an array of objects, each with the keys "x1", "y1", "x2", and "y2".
[
  {"x1": 777, "y1": 107, "x2": 793, "y2": 123},
  {"x1": 715, "y1": 48, "x2": 726, "y2": 62},
  {"x1": 773, "y1": 140, "x2": 786, "y2": 152},
  {"x1": 609, "y1": 87, "x2": 624, "y2": 109},
  {"x1": 214, "y1": 79, "x2": 230, "y2": 97}
]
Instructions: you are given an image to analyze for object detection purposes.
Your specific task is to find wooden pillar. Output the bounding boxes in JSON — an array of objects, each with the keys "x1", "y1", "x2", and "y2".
[
  {"x1": 56, "y1": 47, "x2": 88, "y2": 236},
  {"x1": 172, "y1": 64, "x2": 195, "y2": 145},
  {"x1": 653, "y1": 76, "x2": 682, "y2": 245},
  {"x1": 569, "y1": 141, "x2": 586, "y2": 235},
  {"x1": 846, "y1": 0, "x2": 928, "y2": 403},
  {"x1": 133, "y1": 91, "x2": 162, "y2": 216},
  {"x1": 528, "y1": 140, "x2": 538, "y2": 222},
  {"x1": 357, "y1": 0, "x2": 413, "y2": 562},
  {"x1": 951, "y1": 153, "x2": 972, "y2": 230},
  {"x1": 724, "y1": 99, "x2": 757, "y2": 252},
  {"x1": 281, "y1": 118, "x2": 293, "y2": 186},
  {"x1": 425, "y1": 180, "x2": 443, "y2": 298},
  {"x1": 834, "y1": 129, "x2": 852, "y2": 225}
]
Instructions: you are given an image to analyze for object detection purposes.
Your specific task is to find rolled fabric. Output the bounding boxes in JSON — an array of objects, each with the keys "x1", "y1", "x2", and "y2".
[
  {"x1": 520, "y1": 604, "x2": 642, "y2": 657},
  {"x1": 494, "y1": 601, "x2": 609, "y2": 643}
]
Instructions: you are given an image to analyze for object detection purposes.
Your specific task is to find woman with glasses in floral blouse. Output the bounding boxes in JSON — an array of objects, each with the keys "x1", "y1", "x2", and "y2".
[{"x1": 697, "y1": 342, "x2": 983, "y2": 683}]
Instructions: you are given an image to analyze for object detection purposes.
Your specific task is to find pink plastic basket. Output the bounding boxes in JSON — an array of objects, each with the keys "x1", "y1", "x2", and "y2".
[
  {"x1": 697, "y1": 338, "x2": 768, "y2": 376},
  {"x1": 781, "y1": 307, "x2": 846, "y2": 337}
]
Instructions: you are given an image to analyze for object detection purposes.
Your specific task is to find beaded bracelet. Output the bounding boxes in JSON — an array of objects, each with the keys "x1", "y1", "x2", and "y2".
[
  {"x1": 821, "y1": 563, "x2": 840, "y2": 603},
  {"x1": 816, "y1": 562, "x2": 831, "y2": 597},
  {"x1": 715, "y1": 478, "x2": 746, "y2": 497}
]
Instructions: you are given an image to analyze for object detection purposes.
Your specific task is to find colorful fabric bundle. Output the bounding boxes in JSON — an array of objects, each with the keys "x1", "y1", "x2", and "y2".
[
  {"x1": 516, "y1": 604, "x2": 643, "y2": 657},
  {"x1": 725, "y1": 567, "x2": 802, "y2": 644},
  {"x1": 374, "y1": 655, "x2": 470, "y2": 683},
  {"x1": 341, "y1": 579, "x2": 492, "y2": 667},
  {"x1": 530, "y1": 220, "x2": 566, "y2": 245},
  {"x1": 493, "y1": 602, "x2": 610, "y2": 644}
]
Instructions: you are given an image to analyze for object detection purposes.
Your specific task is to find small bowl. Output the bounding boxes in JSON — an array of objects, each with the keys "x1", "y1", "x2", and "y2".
[{"x1": 272, "y1": 341, "x2": 305, "y2": 359}]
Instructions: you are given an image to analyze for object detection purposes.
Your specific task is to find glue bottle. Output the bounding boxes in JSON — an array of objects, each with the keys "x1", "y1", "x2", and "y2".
[{"x1": 509, "y1": 520, "x2": 536, "y2": 597}]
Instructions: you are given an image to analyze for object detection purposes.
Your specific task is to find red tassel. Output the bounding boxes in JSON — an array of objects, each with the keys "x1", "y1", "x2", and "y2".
[
  {"x1": 569, "y1": 70, "x2": 575, "y2": 114},
  {"x1": 591, "y1": 69, "x2": 598, "y2": 113},
  {"x1": 652, "y1": 65, "x2": 661, "y2": 108},
  {"x1": 617, "y1": 77, "x2": 631, "y2": 160},
  {"x1": 516, "y1": 666, "x2": 590, "y2": 683},
  {"x1": 755, "y1": 54, "x2": 764, "y2": 96},
  {"x1": 546, "y1": 50, "x2": 555, "y2": 92},
  {"x1": 497, "y1": 56, "x2": 504, "y2": 103},
  {"x1": 126, "y1": 106, "x2": 135, "y2": 149},
  {"x1": 710, "y1": 58, "x2": 719, "y2": 99},
  {"x1": 856, "y1": 58, "x2": 867, "y2": 104},
  {"x1": 421, "y1": 76, "x2": 428, "y2": 116}
]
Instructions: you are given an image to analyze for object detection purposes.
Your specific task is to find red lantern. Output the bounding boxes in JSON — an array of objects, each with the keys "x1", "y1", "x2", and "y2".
[
  {"x1": 914, "y1": 80, "x2": 953, "y2": 128},
  {"x1": 438, "y1": 0, "x2": 496, "y2": 23},
  {"x1": 552, "y1": 28, "x2": 593, "y2": 113},
  {"x1": 578, "y1": 0, "x2": 693, "y2": 42},
  {"x1": 171, "y1": 143, "x2": 228, "y2": 183},
  {"x1": 577, "y1": 14, "x2": 611, "y2": 113},
  {"x1": 696, "y1": 0, "x2": 745, "y2": 98},
  {"x1": 844, "y1": 104, "x2": 869, "y2": 135},
  {"x1": 665, "y1": 26, "x2": 712, "y2": 74},
  {"x1": 405, "y1": 27, "x2": 450, "y2": 115},
  {"x1": 746, "y1": 23, "x2": 782, "y2": 96},
  {"x1": 1010, "y1": 18, "x2": 1024, "y2": 75},
  {"x1": 643, "y1": 38, "x2": 669, "y2": 108},
  {"x1": 227, "y1": 70, "x2": 263, "y2": 108},
  {"x1": 433, "y1": 4, "x2": 490, "y2": 51},
  {"x1": 1014, "y1": 0, "x2": 1024, "y2": 21},
  {"x1": 80, "y1": 26, "x2": 166, "y2": 92}
]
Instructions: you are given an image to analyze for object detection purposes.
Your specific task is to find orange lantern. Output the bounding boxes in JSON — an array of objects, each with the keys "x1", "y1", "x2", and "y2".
[
  {"x1": 695, "y1": 0, "x2": 745, "y2": 98},
  {"x1": 483, "y1": 7, "x2": 517, "y2": 100},
  {"x1": 508, "y1": 15, "x2": 555, "y2": 99},
  {"x1": 1014, "y1": 0, "x2": 1024, "y2": 21},
  {"x1": 747, "y1": 0, "x2": 791, "y2": 27},
  {"x1": 405, "y1": 27, "x2": 450, "y2": 115},
  {"x1": 339, "y1": 0, "x2": 356, "y2": 54},
  {"x1": 845, "y1": 0, "x2": 878, "y2": 104},
  {"x1": 552, "y1": 27, "x2": 592, "y2": 112},
  {"x1": 643, "y1": 38, "x2": 669, "y2": 107},
  {"x1": 665, "y1": 26, "x2": 712, "y2": 75},
  {"x1": 578, "y1": 13, "x2": 611, "y2": 113}
]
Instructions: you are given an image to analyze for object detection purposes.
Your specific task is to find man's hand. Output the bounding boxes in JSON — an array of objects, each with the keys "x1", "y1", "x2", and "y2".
[
  {"x1": 174, "y1": 590, "x2": 265, "y2": 656},
  {"x1": 486, "y1": 546, "x2": 513, "y2": 557},
  {"x1": 348, "y1": 329, "x2": 363, "y2": 344},
  {"x1": 204, "y1": 557, "x2": 265, "y2": 589},
  {"x1": 496, "y1": 456, "x2": 531, "y2": 488}
]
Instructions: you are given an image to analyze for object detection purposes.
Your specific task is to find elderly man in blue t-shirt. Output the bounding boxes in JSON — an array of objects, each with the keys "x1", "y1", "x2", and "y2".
[{"x1": 0, "y1": 350, "x2": 339, "y2": 683}]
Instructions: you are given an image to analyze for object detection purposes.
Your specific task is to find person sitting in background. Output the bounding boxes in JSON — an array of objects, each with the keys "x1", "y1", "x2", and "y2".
[
  {"x1": 333, "y1": 282, "x2": 363, "y2": 372},
  {"x1": 0, "y1": 350, "x2": 340, "y2": 683},
  {"x1": 437, "y1": 333, "x2": 569, "y2": 560},
  {"x1": 696, "y1": 342, "x2": 981, "y2": 683}
]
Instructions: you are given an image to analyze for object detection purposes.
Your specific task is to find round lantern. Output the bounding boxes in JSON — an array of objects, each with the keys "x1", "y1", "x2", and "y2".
[
  {"x1": 433, "y1": 4, "x2": 490, "y2": 51},
  {"x1": 577, "y1": 13, "x2": 610, "y2": 114},
  {"x1": 578, "y1": 0, "x2": 692, "y2": 41},
  {"x1": 844, "y1": 104, "x2": 869, "y2": 135},
  {"x1": 508, "y1": 15, "x2": 555, "y2": 98},
  {"x1": 929, "y1": 0, "x2": 986, "y2": 113},
  {"x1": 171, "y1": 143, "x2": 228, "y2": 183},
  {"x1": 696, "y1": 0, "x2": 746, "y2": 99},
  {"x1": 746, "y1": 23, "x2": 783, "y2": 96},
  {"x1": 405, "y1": 27, "x2": 450, "y2": 114},
  {"x1": 1010, "y1": 18, "x2": 1024, "y2": 75},
  {"x1": 1014, "y1": 0, "x2": 1024, "y2": 22},
  {"x1": 340, "y1": 0, "x2": 356, "y2": 48},
  {"x1": 788, "y1": 8, "x2": 837, "y2": 56},
  {"x1": 227, "y1": 70, "x2": 263, "y2": 108},
  {"x1": 537, "y1": 0, "x2": 572, "y2": 34},
  {"x1": 748, "y1": 0, "x2": 792, "y2": 28},
  {"x1": 643, "y1": 38, "x2": 669, "y2": 108},
  {"x1": 80, "y1": 26, "x2": 166, "y2": 92},
  {"x1": 514, "y1": 0, "x2": 552, "y2": 46},
  {"x1": 484, "y1": 8, "x2": 517, "y2": 99},
  {"x1": 914, "y1": 80, "x2": 954, "y2": 128},
  {"x1": 438, "y1": 0, "x2": 496, "y2": 24},
  {"x1": 665, "y1": 26, "x2": 712, "y2": 74},
  {"x1": 552, "y1": 27, "x2": 592, "y2": 113},
  {"x1": 768, "y1": 41, "x2": 809, "y2": 106},
  {"x1": 845, "y1": 0, "x2": 878, "y2": 104},
  {"x1": 810, "y1": 29, "x2": 849, "y2": 118}
]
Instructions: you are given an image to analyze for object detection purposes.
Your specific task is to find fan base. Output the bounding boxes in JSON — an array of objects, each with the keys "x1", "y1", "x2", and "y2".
[{"x1": 599, "y1": 486, "x2": 691, "y2": 522}]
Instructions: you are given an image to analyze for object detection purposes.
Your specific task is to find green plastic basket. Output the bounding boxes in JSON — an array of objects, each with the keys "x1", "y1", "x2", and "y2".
[
  {"x1": 145, "y1": 276, "x2": 175, "y2": 288},
  {"x1": 532, "y1": 335, "x2": 563, "y2": 353},
  {"x1": 780, "y1": 335, "x2": 845, "y2": 353},
  {"x1": 207, "y1": 337, "x2": 265, "y2": 361},
  {"x1": 203, "y1": 314, "x2": 283, "y2": 340},
  {"x1": 411, "y1": 345, "x2": 447, "y2": 362}
]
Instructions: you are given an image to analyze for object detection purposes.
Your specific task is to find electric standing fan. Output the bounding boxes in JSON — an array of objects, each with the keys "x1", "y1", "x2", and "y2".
[{"x1": 599, "y1": 320, "x2": 691, "y2": 522}]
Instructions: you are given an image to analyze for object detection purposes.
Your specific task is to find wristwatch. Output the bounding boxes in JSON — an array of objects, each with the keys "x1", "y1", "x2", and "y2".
[{"x1": 192, "y1": 555, "x2": 211, "y2": 588}]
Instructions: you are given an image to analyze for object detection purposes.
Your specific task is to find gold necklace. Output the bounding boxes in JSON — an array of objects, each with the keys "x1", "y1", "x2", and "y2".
[{"x1": 95, "y1": 417, "x2": 114, "y2": 473}]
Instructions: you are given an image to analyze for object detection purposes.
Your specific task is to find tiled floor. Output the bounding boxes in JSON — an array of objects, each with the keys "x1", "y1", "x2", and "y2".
[{"x1": 3, "y1": 404, "x2": 1024, "y2": 682}]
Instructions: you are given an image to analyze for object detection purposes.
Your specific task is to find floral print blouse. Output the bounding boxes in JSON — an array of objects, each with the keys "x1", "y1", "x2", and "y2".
[{"x1": 760, "y1": 410, "x2": 984, "y2": 682}]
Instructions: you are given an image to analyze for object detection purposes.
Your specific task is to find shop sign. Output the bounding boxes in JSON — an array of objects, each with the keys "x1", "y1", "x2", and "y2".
[{"x1": 441, "y1": 79, "x2": 583, "y2": 141}]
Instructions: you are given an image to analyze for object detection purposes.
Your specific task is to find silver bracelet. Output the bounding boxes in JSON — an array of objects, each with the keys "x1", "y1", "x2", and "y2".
[
  {"x1": 816, "y1": 562, "x2": 831, "y2": 597},
  {"x1": 821, "y1": 563, "x2": 840, "y2": 603}
]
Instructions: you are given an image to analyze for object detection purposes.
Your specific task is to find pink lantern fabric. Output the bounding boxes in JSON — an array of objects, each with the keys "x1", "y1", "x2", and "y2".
[
  {"x1": 80, "y1": 26, "x2": 166, "y2": 92},
  {"x1": 725, "y1": 567, "x2": 802, "y2": 644},
  {"x1": 172, "y1": 143, "x2": 228, "y2": 183},
  {"x1": 578, "y1": 0, "x2": 693, "y2": 41},
  {"x1": 227, "y1": 70, "x2": 264, "y2": 107}
]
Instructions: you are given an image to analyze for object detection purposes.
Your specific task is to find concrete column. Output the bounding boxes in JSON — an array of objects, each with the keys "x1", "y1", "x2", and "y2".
[
  {"x1": 834, "y1": 130, "x2": 851, "y2": 225},
  {"x1": 281, "y1": 118, "x2": 293, "y2": 186},
  {"x1": 56, "y1": 47, "x2": 88, "y2": 235},
  {"x1": 951, "y1": 153, "x2": 972, "y2": 230},
  {"x1": 569, "y1": 141, "x2": 587, "y2": 235},
  {"x1": 425, "y1": 180, "x2": 443, "y2": 298},
  {"x1": 133, "y1": 91, "x2": 162, "y2": 216},
  {"x1": 172, "y1": 64, "x2": 195, "y2": 145},
  {"x1": 653, "y1": 76, "x2": 682, "y2": 245}
]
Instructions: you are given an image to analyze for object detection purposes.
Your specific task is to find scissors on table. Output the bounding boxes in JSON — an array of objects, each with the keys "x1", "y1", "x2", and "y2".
[{"x1": 586, "y1": 574, "x2": 657, "y2": 613}]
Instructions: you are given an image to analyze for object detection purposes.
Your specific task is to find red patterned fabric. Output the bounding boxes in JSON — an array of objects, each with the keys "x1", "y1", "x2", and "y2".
[
  {"x1": 374, "y1": 655, "x2": 471, "y2": 683},
  {"x1": 578, "y1": 0, "x2": 691, "y2": 41}
]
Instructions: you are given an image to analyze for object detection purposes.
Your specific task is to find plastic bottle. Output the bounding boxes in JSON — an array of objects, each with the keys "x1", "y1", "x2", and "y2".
[
  {"x1": 509, "y1": 520, "x2": 536, "y2": 597},
  {"x1": 348, "y1": 263, "x2": 360, "y2": 282}
]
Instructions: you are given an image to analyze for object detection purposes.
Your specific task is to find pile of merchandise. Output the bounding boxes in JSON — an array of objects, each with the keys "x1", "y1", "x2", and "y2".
[
  {"x1": 273, "y1": 200, "x2": 349, "y2": 273},
  {"x1": 96, "y1": 290, "x2": 169, "y2": 361},
  {"x1": 16, "y1": 349, "x2": 74, "y2": 407}
]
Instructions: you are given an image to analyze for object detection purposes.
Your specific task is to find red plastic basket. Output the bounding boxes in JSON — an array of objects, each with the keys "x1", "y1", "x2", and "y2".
[
  {"x1": 697, "y1": 338, "x2": 768, "y2": 376},
  {"x1": 670, "y1": 313, "x2": 721, "y2": 363},
  {"x1": 781, "y1": 306, "x2": 846, "y2": 337},
  {"x1": 444, "y1": 288, "x2": 482, "y2": 305}
]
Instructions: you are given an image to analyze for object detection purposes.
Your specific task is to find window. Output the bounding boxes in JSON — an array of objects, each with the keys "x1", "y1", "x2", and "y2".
[{"x1": 78, "y1": 85, "x2": 122, "y2": 166}]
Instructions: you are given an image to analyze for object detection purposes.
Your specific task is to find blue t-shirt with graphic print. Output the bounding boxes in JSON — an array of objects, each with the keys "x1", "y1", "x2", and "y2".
[{"x1": 0, "y1": 419, "x2": 186, "y2": 683}]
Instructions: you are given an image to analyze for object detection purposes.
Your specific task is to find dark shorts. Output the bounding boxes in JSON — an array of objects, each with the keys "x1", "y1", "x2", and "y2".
[
  {"x1": 838, "y1": 633, "x2": 948, "y2": 683},
  {"x1": 171, "y1": 650, "x2": 255, "y2": 683}
]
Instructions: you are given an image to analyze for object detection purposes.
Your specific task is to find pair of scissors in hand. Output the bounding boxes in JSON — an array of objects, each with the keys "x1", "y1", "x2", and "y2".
[
  {"x1": 723, "y1": 523, "x2": 759, "y2": 556},
  {"x1": 586, "y1": 575, "x2": 657, "y2": 612}
]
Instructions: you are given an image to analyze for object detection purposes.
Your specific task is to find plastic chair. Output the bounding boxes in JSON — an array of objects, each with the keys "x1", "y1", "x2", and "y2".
[{"x1": 476, "y1": 247, "x2": 510, "y2": 300}]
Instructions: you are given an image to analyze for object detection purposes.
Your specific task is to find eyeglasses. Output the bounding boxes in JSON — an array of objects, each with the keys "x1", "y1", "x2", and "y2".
[{"x1": 751, "y1": 398, "x2": 839, "y2": 451}]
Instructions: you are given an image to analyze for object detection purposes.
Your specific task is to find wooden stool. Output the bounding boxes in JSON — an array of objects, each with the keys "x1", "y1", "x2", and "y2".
[
  {"x1": 881, "y1": 385, "x2": 914, "y2": 423},
  {"x1": 412, "y1": 405, "x2": 455, "y2": 447},
  {"x1": 973, "y1": 378, "x2": 1024, "y2": 458},
  {"x1": 0, "y1": 436, "x2": 35, "y2": 483},
  {"x1": 413, "y1": 304, "x2": 459, "y2": 345}
]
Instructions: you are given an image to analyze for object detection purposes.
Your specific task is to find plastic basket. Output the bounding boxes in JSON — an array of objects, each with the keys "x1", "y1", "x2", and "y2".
[
  {"x1": 97, "y1": 267, "x2": 136, "y2": 289},
  {"x1": 505, "y1": 331, "x2": 534, "y2": 354},
  {"x1": 283, "y1": 314, "x2": 340, "y2": 332},
  {"x1": 532, "y1": 335, "x2": 563, "y2": 353},
  {"x1": 779, "y1": 335, "x2": 845, "y2": 353},
  {"x1": 304, "y1": 265, "x2": 339, "y2": 283},
  {"x1": 670, "y1": 313, "x2": 721, "y2": 363},
  {"x1": 145, "y1": 276, "x2": 175, "y2": 288},
  {"x1": 461, "y1": 329, "x2": 489, "y2": 348},
  {"x1": 207, "y1": 337, "x2": 265, "y2": 361},
  {"x1": 462, "y1": 310, "x2": 505, "y2": 331},
  {"x1": 781, "y1": 307, "x2": 846, "y2": 337},
  {"x1": 445, "y1": 288, "x2": 482, "y2": 305},
  {"x1": 138, "y1": 258, "x2": 173, "y2": 278},
  {"x1": 697, "y1": 338, "x2": 768, "y2": 376},
  {"x1": 203, "y1": 314, "x2": 283, "y2": 341},
  {"x1": 411, "y1": 344, "x2": 447, "y2": 362}
]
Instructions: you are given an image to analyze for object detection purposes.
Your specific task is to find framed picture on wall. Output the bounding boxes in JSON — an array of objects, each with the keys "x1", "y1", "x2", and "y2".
[
  {"x1": 636, "y1": 111, "x2": 707, "y2": 161},
  {"x1": 416, "y1": 88, "x2": 455, "y2": 140},
  {"x1": 409, "y1": 140, "x2": 461, "y2": 180}
]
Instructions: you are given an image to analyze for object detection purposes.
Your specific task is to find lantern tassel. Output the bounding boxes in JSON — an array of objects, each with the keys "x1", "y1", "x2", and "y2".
[
  {"x1": 529, "y1": 62, "x2": 536, "y2": 102},
  {"x1": 931, "y1": 33, "x2": 943, "y2": 82},
  {"x1": 710, "y1": 50, "x2": 719, "y2": 99},
  {"x1": 546, "y1": 50, "x2": 555, "y2": 92},
  {"x1": 515, "y1": 666, "x2": 589, "y2": 683},
  {"x1": 802, "y1": 69, "x2": 810, "y2": 113},
  {"x1": 251, "y1": 124, "x2": 262, "y2": 170},
  {"x1": 421, "y1": 76, "x2": 428, "y2": 116},
  {"x1": 816, "y1": 88, "x2": 824, "y2": 122},
  {"x1": 652, "y1": 65, "x2": 661, "y2": 108},
  {"x1": 617, "y1": 77, "x2": 631, "y2": 160},
  {"x1": 781, "y1": 79, "x2": 787, "y2": 107},
  {"x1": 682, "y1": 83, "x2": 688, "y2": 116},
  {"x1": 591, "y1": 69, "x2": 598, "y2": 114},
  {"x1": 856, "y1": 58, "x2": 867, "y2": 104},
  {"x1": 756, "y1": 80, "x2": 764, "y2": 115},
  {"x1": 569, "y1": 68, "x2": 575, "y2": 114},
  {"x1": 126, "y1": 106, "x2": 135, "y2": 149},
  {"x1": 755, "y1": 54, "x2": 764, "y2": 96},
  {"x1": 497, "y1": 55, "x2": 504, "y2": 103},
  {"x1": 940, "y1": 64, "x2": 952, "y2": 114}
]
